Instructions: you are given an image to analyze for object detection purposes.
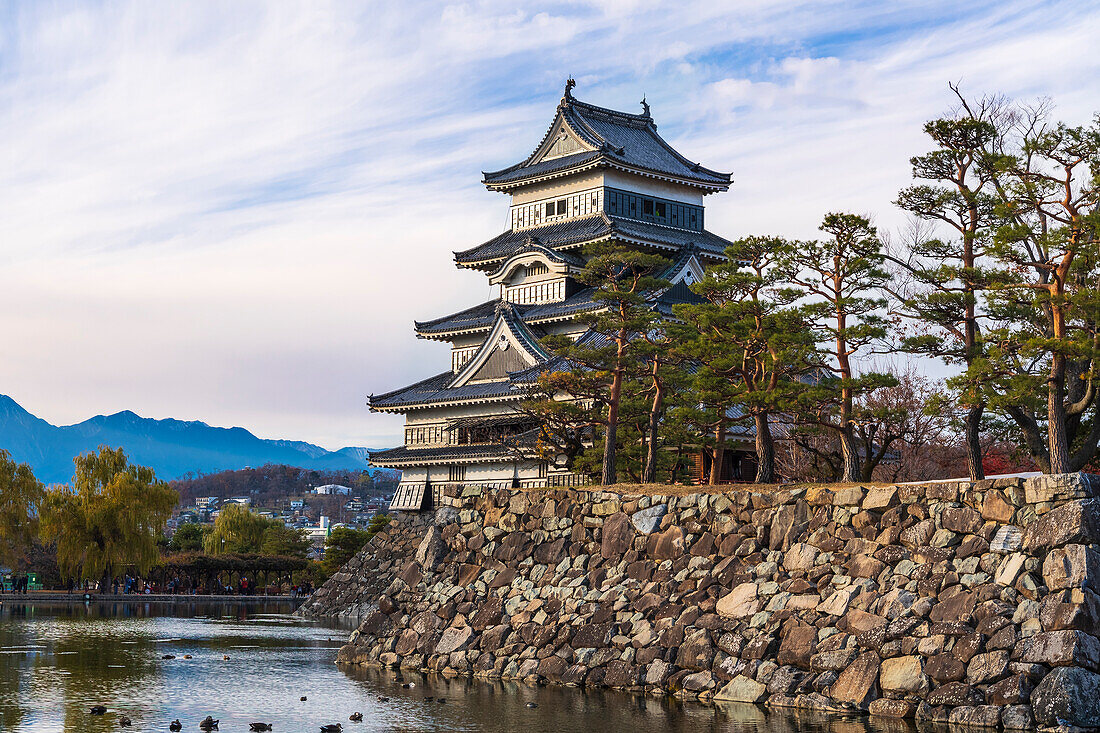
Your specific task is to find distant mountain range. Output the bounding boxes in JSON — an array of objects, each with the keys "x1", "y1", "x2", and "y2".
[{"x1": 0, "y1": 395, "x2": 376, "y2": 484}]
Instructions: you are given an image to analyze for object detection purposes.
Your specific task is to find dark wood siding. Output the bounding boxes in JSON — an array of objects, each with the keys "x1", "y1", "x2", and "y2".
[{"x1": 470, "y1": 346, "x2": 533, "y2": 381}]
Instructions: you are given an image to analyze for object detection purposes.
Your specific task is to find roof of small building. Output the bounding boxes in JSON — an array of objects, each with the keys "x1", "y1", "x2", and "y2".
[
  {"x1": 454, "y1": 212, "x2": 734, "y2": 268},
  {"x1": 483, "y1": 82, "x2": 731, "y2": 192}
]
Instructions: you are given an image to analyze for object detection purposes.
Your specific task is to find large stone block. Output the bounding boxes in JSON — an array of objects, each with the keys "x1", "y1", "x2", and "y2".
[
  {"x1": 829, "y1": 651, "x2": 880, "y2": 708},
  {"x1": 415, "y1": 525, "x2": 447, "y2": 570},
  {"x1": 630, "y1": 504, "x2": 667, "y2": 534},
  {"x1": 1023, "y1": 499, "x2": 1100, "y2": 551},
  {"x1": 941, "y1": 506, "x2": 983, "y2": 534},
  {"x1": 776, "y1": 625, "x2": 817, "y2": 669},
  {"x1": 600, "y1": 512, "x2": 635, "y2": 559},
  {"x1": 1014, "y1": 630, "x2": 1100, "y2": 671},
  {"x1": 879, "y1": 656, "x2": 927, "y2": 694},
  {"x1": 1038, "y1": 588, "x2": 1100, "y2": 632},
  {"x1": 1043, "y1": 543, "x2": 1100, "y2": 593},
  {"x1": 981, "y1": 489, "x2": 1015, "y2": 523},
  {"x1": 717, "y1": 583, "x2": 760, "y2": 619},
  {"x1": 675, "y1": 629, "x2": 714, "y2": 671},
  {"x1": 649, "y1": 525, "x2": 684, "y2": 561},
  {"x1": 782, "y1": 542, "x2": 818, "y2": 572},
  {"x1": 1023, "y1": 472, "x2": 1100, "y2": 504},
  {"x1": 863, "y1": 486, "x2": 899, "y2": 511},
  {"x1": 715, "y1": 674, "x2": 767, "y2": 703},
  {"x1": 433, "y1": 625, "x2": 473, "y2": 655},
  {"x1": 967, "y1": 650, "x2": 1009, "y2": 684},
  {"x1": 1031, "y1": 666, "x2": 1100, "y2": 728}
]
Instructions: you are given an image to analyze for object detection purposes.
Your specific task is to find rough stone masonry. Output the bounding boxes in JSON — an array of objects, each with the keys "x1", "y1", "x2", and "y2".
[{"x1": 298, "y1": 474, "x2": 1100, "y2": 730}]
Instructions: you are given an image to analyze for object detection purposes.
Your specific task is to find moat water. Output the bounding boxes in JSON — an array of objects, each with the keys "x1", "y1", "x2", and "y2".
[{"x1": 0, "y1": 601, "x2": 914, "y2": 732}]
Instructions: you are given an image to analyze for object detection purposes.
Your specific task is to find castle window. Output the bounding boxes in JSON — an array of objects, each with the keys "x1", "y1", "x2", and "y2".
[
  {"x1": 556, "y1": 199, "x2": 567, "y2": 215},
  {"x1": 655, "y1": 202, "x2": 666, "y2": 218},
  {"x1": 643, "y1": 199, "x2": 654, "y2": 215},
  {"x1": 545, "y1": 202, "x2": 555, "y2": 217},
  {"x1": 448, "y1": 465, "x2": 466, "y2": 482}
]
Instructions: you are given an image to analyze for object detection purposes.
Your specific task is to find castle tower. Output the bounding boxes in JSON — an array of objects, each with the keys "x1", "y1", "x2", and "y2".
[{"x1": 370, "y1": 81, "x2": 734, "y2": 511}]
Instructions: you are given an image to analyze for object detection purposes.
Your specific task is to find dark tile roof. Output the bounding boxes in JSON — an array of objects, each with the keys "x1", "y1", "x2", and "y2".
[
  {"x1": 415, "y1": 300, "x2": 500, "y2": 335},
  {"x1": 368, "y1": 370, "x2": 524, "y2": 410},
  {"x1": 416, "y1": 289, "x2": 602, "y2": 337},
  {"x1": 454, "y1": 213, "x2": 734, "y2": 267},
  {"x1": 483, "y1": 93, "x2": 731, "y2": 191},
  {"x1": 369, "y1": 443, "x2": 518, "y2": 465}
]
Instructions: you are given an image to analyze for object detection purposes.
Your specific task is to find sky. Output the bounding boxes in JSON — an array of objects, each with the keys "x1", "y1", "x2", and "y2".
[{"x1": 1, "y1": 0, "x2": 1098, "y2": 450}]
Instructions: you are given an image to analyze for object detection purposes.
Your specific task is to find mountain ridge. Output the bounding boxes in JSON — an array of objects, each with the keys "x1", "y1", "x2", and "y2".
[{"x1": 0, "y1": 394, "x2": 375, "y2": 484}]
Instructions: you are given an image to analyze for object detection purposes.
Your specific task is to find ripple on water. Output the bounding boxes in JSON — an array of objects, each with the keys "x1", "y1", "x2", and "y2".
[{"x1": 0, "y1": 602, "x2": 907, "y2": 733}]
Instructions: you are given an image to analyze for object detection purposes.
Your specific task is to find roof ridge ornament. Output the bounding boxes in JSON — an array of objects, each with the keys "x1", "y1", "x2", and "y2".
[
  {"x1": 563, "y1": 77, "x2": 576, "y2": 102},
  {"x1": 640, "y1": 96, "x2": 650, "y2": 118}
]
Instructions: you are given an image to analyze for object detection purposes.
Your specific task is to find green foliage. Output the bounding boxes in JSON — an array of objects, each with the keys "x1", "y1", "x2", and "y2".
[
  {"x1": 780, "y1": 213, "x2": 897, "y2": 482},
  {"x1": 322, "y1": 526, "x2": 371, "y2": 574},
  {"x1": 365, "y1": 513, "x2": 391, "y2": 539},
  {"x1": 260, "y1": 524, "x2": 310, "y2": 558},
  {"x1": 168, "y1": 522, "x2": 209, "y2": 552},
  {"x1": 892, "y1": 109, "x2": 1004, "y2": 479},
  {"x1": 0, "y1": 450, "x2": 45, "y2": 571},
  {"x1": 41, "y1": 446, "x2": 178, "y2": 582},
  {"x1": 978, "y1": 113, "x2": 1100, "y2": 473},
  {"x1": 674, "y1": 236, "x2": 814, "y2": 483},
  {"x1": 551, "y1": 241, "x2": 673, "y2": 484}
]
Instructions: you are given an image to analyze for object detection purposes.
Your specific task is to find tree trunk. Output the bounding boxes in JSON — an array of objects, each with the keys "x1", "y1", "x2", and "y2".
[
  {"x1": 1048, "y1": 371, "x2": 1071, "y2": 474},
  {"x1": 753, "y1": 413, "x2": 775, "y2": 484},
  {"x1": 642, "y1": 366, "x2": 665, "y2": 484},
  {"x1": 838, "y1": 428, "x2": 861, "y2": 482},
  {"x1": 964, "y1": 405, "x2": 985, "y2": 480},
  {"x1": 601, "y1": 330, "x2": 628, "y2": 486},
  {"x1": 709, "y1": 418, "x2": 725, "y2": 485}
]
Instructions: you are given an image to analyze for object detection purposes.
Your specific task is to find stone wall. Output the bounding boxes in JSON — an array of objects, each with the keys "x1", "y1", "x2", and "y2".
[{"x1": 307, "y1": 474, "x2": 1100, "y2": 730}]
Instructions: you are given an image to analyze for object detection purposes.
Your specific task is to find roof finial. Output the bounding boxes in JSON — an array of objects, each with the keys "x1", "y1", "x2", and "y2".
[
  {"x1": 564, "y1": 77, "x2": 576, "y2": 100},
  {"x1": 640, "y1": 95, "x2": 650, "y2": 117}
]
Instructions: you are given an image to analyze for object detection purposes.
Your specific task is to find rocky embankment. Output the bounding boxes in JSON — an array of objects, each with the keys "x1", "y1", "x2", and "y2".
[{"x1": 301, "y1": 474, "x2": 1100, "y2": 730}]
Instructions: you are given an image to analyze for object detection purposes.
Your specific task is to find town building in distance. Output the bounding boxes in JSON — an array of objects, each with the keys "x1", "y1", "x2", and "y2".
[{"x1": 369, "y1": 81, "x2": 755, "y2": 510}]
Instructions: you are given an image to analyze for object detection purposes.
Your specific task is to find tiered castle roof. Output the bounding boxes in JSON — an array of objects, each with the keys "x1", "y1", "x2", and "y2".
[{"x1": 482, "y1": 81, "x2": 731, "y2": 192}]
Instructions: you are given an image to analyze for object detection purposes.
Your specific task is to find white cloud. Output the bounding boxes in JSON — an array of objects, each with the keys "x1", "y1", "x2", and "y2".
[{"x1": 0, "y1": 0, "x2": 1096, "y2": 449}]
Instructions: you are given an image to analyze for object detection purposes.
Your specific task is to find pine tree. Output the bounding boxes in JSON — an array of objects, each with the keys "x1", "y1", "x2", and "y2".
[
  {"x1": 982, "y1": 109, "x2": 1100, "y2": 473},
  {"x1": 563, "y1": 241, "x2": 672, "y2": 485},
  {"x1": 891, "y1": 89, "x2": 1005, "y2": 480},
  {"x1": 674, "y1": 236, "x2": 814, "y2": 483},
  {"x1": 781, "y1": 214, "x2": 897, "y2": 483}
]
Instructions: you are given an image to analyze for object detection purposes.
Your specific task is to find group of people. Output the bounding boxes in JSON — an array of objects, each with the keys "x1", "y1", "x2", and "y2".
[
  {"x1": 2, "y1": 575, "x2": 31, "y2": 593},
  {"x1": 289, "y1": 582, "x2": 313, "y2": 599}
]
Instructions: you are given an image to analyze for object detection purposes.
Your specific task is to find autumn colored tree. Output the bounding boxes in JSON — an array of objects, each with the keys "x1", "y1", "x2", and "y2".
[{"x1": 41, "y1": 447, "x2": 178, "y2": 586}]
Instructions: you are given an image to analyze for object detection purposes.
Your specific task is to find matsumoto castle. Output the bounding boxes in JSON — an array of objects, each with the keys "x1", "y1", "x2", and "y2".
[{"x1": 370, "y1": 81, "x2": 755, "y2": 511}]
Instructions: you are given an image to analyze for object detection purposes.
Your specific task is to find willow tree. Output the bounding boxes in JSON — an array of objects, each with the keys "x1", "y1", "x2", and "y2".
[
  {"x1": 674, "y1": 236, "x2": 813, "y2": 483},
  {"x1": 204, "y1": 503, "x2": 275, "y2": 555},
  {"x1": 0, "y1": 450, "x2": 44, "y2": 572},
  {"x1": 41, "y1": 447, "x2": 178, "y2": 586},
  {"x1": 782, "y1": 213, "x2": 896, "y2": 482},
  {"x1": 891, "y1": 89, "x2": 1005, "y2": 479},
  {"x1": 983, "y1": 108, "x2": 1100, "y2": 473}
]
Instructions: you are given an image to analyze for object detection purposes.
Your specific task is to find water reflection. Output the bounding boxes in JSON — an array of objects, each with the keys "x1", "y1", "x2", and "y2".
[{"x1": 0, "y1": 603, "x2": 917, "y2": 733}]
